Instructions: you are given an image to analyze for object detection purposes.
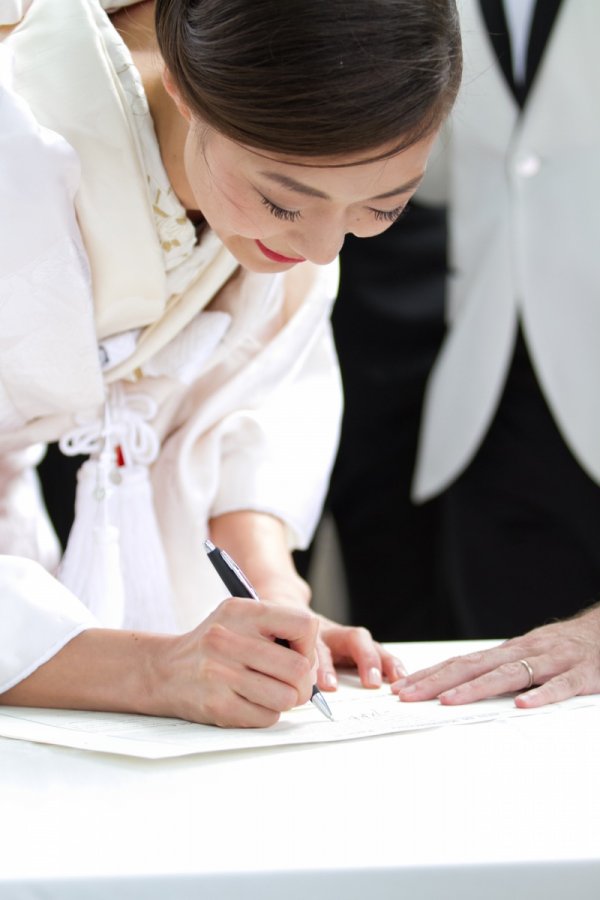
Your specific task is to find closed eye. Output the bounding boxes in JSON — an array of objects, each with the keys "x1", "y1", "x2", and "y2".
[
  {"x1": 371, "y1": 206, "x2": 406, "y2": 223},
  {"x1": 260, "y1": 195, "x2": 302, "y2": 222}
]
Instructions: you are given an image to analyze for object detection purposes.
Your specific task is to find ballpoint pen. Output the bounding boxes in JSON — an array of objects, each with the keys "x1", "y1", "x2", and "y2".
[{"x1": 203, "y1": 539, "x2": 333, "y2": 721}]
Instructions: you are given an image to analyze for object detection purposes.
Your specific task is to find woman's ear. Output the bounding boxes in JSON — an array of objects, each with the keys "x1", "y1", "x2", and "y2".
[{"x1": 162, "y1": 68, "x2": 192, "y2": 122}]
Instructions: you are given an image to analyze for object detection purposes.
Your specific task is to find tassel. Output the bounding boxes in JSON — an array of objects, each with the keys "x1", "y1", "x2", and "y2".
[
  {"x1": 109, "y1": 463, "x2": 177, "y2": 632},
  {"x1": 58, "y1": 387, "x2": 177, "y2": 633},
  {"x1": 58, "y1": 432, "x2": 126, "y2": 628}
]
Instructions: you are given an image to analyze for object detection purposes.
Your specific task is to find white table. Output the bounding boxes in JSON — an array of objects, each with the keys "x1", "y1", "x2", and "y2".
[{"x1": 1, "y1": 640, "x2": 599, "y2": 899}]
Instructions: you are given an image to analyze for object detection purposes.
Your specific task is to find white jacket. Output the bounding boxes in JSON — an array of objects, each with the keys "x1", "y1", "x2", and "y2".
[
  {"x1": 413, "y1": 0, "x2": 600, "y2": 500},
  {"x1": 0, "y1": 0, "x2": 341, "y2": 691}
]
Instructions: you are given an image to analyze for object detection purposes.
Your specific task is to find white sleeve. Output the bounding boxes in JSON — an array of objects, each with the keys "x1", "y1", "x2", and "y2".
[
  {"x1": 0, "y1": 555, "x2": 96, "y2": 694},
  {"x1": 0, "y1": 46, "x2": 98, "y2": 694},
  {"x1": 0, "y1": 0, "x2": 31, "y2": 25},
  {"x1": 0, "y1": 43, "x2": 103, "y2": 430},
  {"x1": 209, "y1": 263, "x2": 343, "y2": 549},
  {"x1": 211, "y1": 317, "x2": 343, "y2": 548},
  {"x1": 0, "y1": 43, "x2": 87, "y2": 290}
]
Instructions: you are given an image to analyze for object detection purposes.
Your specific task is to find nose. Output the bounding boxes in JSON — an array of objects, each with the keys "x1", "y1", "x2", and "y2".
[{"x1": 291, "y1": 224, "x2": 346, "y2": 266}]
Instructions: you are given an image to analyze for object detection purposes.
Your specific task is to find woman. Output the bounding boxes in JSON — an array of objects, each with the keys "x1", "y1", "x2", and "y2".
[{"x1": 0, "y1": 0, "x2": 461, "y2": 726}]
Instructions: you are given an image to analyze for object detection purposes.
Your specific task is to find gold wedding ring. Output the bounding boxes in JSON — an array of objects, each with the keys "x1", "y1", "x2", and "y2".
[{"x1": 518, "y1": 658, "x2": 535, "y2": 690}]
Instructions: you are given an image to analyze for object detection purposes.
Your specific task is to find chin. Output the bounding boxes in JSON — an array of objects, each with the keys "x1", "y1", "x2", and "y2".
[{"x1": 244, "y1": 258, "x2": 298, "y2": 274}]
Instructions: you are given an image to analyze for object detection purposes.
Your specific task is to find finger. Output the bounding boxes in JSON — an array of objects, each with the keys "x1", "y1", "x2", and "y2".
[
  {"x1": 231, "y1": 665, "x2": 301, "y2": 713},
  {"x1": 326, "y1": 626, "x2": 383, "y2": 688},
  {"x1": 437, "y1": 656, "x2": 551, "y2": 705},
  {"x1": 315, "y1": 639, "x2": 338, "y2": 691},
  {"x1": 227, "y1": 698, "x2": 280, "y2": 728},
  {"x1": 201, "y1": 686, "x2": 281, "y2": 729},
  {"x1": 380, "y1": 648, "x2": 406, "y2": 682},
  {"x1": 394, "y1": 645, "x2": 520, "y2": 700},
  {"x1": 515, "y1": 668, "x2": 586, "y2": 708},
  {"x1": 391, "y1": 660, "x2": 449, "y2": 691},
  {"x1": 214, "y1": 597, "x2": 318, "y2": 661},
  {"x1": 201, "y1": 621, "x2": 313, "y2": 695},
  {"x1": 257, "y1": 602, "x2": 319, "y2": 662},
  {"x1": 192, "y1": 656, "x2": 282, "y2": 727}
]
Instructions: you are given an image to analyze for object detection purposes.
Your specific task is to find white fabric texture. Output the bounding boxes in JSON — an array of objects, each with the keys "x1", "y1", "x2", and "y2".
[
  {"x1": 0, "y1": 1, "x2": 342, "y2": 687},
  {"x1": 0, "y1": 0, "x2": 32, "y2": 23},
  {"x1": 0, "y1": 555, "x2": 96, "y2": 694}
]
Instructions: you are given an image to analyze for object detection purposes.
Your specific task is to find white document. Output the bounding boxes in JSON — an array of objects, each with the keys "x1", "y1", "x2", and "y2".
[{"x1": 0, "y1": 677, "x2": 594, "y2": 759}]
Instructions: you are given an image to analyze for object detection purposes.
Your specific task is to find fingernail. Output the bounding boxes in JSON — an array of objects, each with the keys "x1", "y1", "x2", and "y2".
[
  {"x1": 367, "y1": 667, "x2": 382, "y2": 687},
  {"x1": 393, "y1": 676, "x2": 408, "y2": 689},
  {"x1": 516, "y1": 689, "x2": 537, "y2": 705},
  {"x1": 324, "y1": 672, "x2": 337, "y2": 689},
  {"x1": 439, "y1": 688, "x2": 456, "y2": 701},
  {"x1": 399, "y1": 683, "x2": 416, "y2": 695}
]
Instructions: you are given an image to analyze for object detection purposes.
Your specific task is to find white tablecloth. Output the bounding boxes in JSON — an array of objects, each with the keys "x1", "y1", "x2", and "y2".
[{"x1": 1, "y1": 640, "x2": 599, "y2": 899}]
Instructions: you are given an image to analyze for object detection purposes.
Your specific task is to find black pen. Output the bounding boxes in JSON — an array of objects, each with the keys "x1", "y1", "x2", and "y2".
[{"x1": 203, "y1": 539, "x2": 333, "y2": 721}]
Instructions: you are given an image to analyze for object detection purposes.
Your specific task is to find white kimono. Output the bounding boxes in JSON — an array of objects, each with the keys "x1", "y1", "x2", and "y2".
[{"x1": 0, "y1": 0, "x2": 342, "y2": 692}]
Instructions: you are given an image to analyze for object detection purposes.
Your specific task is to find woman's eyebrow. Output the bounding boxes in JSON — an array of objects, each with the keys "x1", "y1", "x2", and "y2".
[
  {"x1": 259, "y1": 171, "x2": 424, "y2": 201},
  {"x1": 371, "y1": 174, "x2": 424, "y2": 199}
]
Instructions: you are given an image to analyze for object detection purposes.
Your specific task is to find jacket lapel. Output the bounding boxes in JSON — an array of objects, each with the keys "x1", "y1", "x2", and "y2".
[
  {"x1": 526, "y1": 0, "x2": 563, "y2": 95},
  {"x1": 478, "y1": 0, "x2": 563, "y2": 109},
  {"x1": 478, "y1": 0, "x2": 520, "y2": 104}
]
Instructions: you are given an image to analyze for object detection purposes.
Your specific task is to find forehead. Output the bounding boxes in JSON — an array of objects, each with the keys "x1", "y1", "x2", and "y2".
[{"x1": 216, "y1": 130, "x2": 438, "y2": 201}]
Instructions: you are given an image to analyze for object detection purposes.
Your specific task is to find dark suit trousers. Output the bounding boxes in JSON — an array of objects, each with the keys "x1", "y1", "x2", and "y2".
[
  {"x1": 298, "y1": 202, "x2": 452, "y2": 642},
  {"x1": 439, "y1": 330, "x2": 600, "y2": 638}
]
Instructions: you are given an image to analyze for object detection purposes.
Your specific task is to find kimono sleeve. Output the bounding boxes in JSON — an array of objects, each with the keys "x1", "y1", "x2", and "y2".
[
  {"x1": 210, "y1": 262, "x2": 343, "y2": 549},
  {"x1": 0, "y1": 45, "x2": 98, "y2": 694},
  {"x1": 0, "y1": 555, "x2": 96, "y2": 694}
]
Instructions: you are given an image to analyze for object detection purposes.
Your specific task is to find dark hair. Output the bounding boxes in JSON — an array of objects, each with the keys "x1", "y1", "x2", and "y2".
[{"x1": 155, "y1": 0, "x2": 462, "y2": 162}]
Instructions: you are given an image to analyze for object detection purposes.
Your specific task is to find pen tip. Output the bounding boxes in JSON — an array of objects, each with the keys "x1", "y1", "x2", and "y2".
[
  {"x1": 203, "y1": 538, "x2": 216, "y2": 553},
  {"x1": 311, "y1": 689, "x2": 334, "y2": 721}
]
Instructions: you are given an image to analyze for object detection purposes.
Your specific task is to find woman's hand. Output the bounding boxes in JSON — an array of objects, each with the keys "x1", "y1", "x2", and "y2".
[
  {"x1": 2, "y1": 597, "x2": 319, "y2": 729},
  {"x1": 229, "y1": 564, "x2": 404, "y2": 693},
  {"x1": 392, "y1": 604, "x2": 600, "y2": 708},
  {"x1": 314, "y1": 615, "x2": 405, "y2": 691},
  {"x1": 208, "y1": 512, "x2": 405, "y2": 693},
  {"x1": 154, "y1": 596, "x2": 319, "y2": 727}
]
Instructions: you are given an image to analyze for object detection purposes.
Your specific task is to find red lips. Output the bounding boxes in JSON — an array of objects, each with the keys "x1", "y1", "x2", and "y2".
[{"x1": 255, "y1": 240, "x2": 305, "y2": 264}]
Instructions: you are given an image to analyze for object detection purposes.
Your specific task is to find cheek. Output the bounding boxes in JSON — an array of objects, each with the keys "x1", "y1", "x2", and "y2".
[
  {"x1": 209, "y1": 182, "x2": 268, "y2": 236},
  {"x1": 184, "y1": 153, "x2": 256, "y2": 231},
  {"x1": 221, "y1": 198, "x2": 295, "y2": 240},
  {"x1": 346, "y1": 212, "x2": 390, "y2": 239}
]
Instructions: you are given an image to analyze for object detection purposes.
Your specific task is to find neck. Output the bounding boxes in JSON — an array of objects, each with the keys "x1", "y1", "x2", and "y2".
[
  {"x1": 149, "y1": 86, "x2": 197, "y2": 210},
  {"x1": 110, "y1": 0, "x2": 197, "y2": 212}
]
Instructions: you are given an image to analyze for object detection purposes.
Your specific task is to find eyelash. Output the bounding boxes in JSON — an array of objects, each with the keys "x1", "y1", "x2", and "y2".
[
  {"x1": 260, "y1": 196, "x2": 301, "y2": 222},
  {"x1": 372, "y1": 206, "x2": 405, "y2": 223},
  {"x1": 260, "y1": 194, "x2": 405, "y2": 224}
]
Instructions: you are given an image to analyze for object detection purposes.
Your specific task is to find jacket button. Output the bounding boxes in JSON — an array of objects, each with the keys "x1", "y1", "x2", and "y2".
[{"x1": 515, "y1": 154, "x2": 541, "y2": 177}]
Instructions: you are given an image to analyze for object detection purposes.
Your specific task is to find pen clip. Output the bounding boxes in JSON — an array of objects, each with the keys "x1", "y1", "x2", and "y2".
[{"x1": 219, "y1": 548, "x2": 260, "y2": 601}]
